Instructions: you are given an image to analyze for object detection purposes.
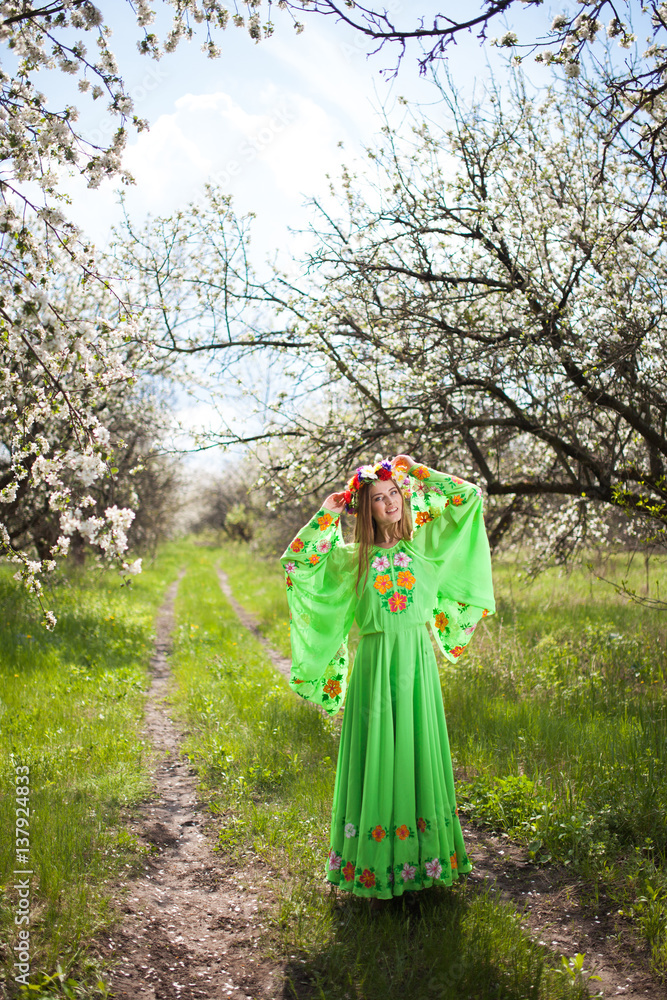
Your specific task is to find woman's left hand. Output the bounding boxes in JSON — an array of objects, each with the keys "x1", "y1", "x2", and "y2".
[{"x1": 392, "y1": 454, "x2": 416, "y2": 472}]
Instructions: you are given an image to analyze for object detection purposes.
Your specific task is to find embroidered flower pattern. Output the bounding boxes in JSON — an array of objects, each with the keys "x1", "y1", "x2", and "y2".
[
  {"x1": 371, "y1": 548, "x2": 416, "y2": 615},
  {"x1": 328, "y1": 850, "x2": 342, "y2": 871},
  {"x1": 388, "y1": 592, "x2": 408, "y2": 613},
  {"x1": 323, "y1": 678, "x2": 341, "y2": 698},
  {"x1": 434, "y1": 612, "x2": 449, "y2": 632},
  {"x1": 450, "y1": 645, "x2": 464, "y2": 657},
  {"x1": 284, "y1": 561, "x2": 296, "y2": 573},
  {"x1": 411, "y1": 466, "x2": 431, "y2": 480},
  {"x1": 425, "y1": 858, "x2": 443, "y2": 879},
  {"x1": 317, "y1": 513, "x2": 333, "y2": 530},
  {"x1": 451, "y1": 495, "x2": 463, "y2": 506},
  {"x1": 396, "y1": 570, "x2": 415, "y2": 590},
  {"x1": 290, "y1": 537, "x2": 304, "y2": 553},
  {"x1": 327, "y1": 813, "x2": 462, "y2": 893},
  {"x1": 309, "y1": 554, "x2": 319, "y2": 565},
  {"x1": 372, "y1": 554, "x2": 390, "y2": 571},
  {"x1": 316, "y1": 539, "x2": 331, "y2": 554},
  {"x1": 373, "y1": 573, "x2": 393, "y2": 595},
  {"x1": 415, "y1": 511, "x2": 433, "y2": 526}
]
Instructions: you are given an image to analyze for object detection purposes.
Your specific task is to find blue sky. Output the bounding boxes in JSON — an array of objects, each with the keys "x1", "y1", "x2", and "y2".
[{"x1": 60, "y1": 2, "x2": 555, "y2": 253}]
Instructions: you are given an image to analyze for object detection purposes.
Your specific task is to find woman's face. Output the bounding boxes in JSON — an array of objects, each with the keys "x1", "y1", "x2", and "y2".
[{"x1": 368, "y1": 479, "x2": 403, "y2": 528}]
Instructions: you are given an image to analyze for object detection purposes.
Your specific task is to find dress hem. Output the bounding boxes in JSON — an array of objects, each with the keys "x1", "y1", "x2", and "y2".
[{"x1": 326, "y1": 861, "x2": 473, "y2": 899}]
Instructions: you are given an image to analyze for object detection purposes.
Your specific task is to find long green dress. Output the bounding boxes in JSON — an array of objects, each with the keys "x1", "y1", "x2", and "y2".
[{"x1": 281, "y1": 465, "x2": 495, "y2": 898}]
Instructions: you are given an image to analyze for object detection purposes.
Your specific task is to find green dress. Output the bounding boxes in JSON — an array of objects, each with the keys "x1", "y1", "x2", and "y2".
[{"x1": 281, "y1": 465, "x2": 495, "y2": 898}]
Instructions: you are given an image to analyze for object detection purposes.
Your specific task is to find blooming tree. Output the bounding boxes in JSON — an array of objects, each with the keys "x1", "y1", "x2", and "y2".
[
  {"x1": 277, "y1": 74, "x2": 667, "y2": 561},
  {"x1": 0, "y1": 238, "x2": 176, "y2": 625},
  {"x1": 0, "y1": 0, "x2": 294, "y2": 623},
  {"x1": 116, "y1": 71, "x2": 667, "y2": 567},
  {"x1": 7, "y1": 0, "x2": 667, "y2": 613}
]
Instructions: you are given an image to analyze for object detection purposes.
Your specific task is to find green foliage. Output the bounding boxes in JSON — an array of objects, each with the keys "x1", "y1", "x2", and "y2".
[{"x1": 449, "y1": 555, "x2": 667, "y2": 979}]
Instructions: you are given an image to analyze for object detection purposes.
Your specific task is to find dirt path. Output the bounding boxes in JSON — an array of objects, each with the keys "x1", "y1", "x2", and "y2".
[
  {"x1": 96, "y1": 574, "x2": 282, "y2": 1000},
  {"x1": 216, "y1": 569, "x2": 291, "y2": 681}
]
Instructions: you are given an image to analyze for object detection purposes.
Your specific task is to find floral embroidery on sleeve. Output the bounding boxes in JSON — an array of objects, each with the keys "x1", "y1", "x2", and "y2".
[{"x1": 411, "y1": 465, "x2": 431, "y2": 480}]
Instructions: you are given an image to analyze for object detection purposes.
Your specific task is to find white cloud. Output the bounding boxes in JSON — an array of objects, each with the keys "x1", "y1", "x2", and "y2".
[{"x1": 64, "y1": 83, "x2": 349, "y2": 259}]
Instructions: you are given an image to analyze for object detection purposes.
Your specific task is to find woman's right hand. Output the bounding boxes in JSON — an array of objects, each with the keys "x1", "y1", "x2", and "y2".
[{"x1": 322, "y1": 492, "x2": 347, "y2": 513}]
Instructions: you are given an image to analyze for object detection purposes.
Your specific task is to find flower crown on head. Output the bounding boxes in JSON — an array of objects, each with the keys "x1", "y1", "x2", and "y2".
[{"x1": 342, "y1": 458, "x2": 410, "y2": 514}]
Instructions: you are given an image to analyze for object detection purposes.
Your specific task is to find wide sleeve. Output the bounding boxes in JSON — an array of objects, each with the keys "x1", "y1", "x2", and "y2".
[
  {"x1": 280, "y1": 508, "x2": 358, "y2": 715},
  {"x1": 407, "y1": 465, "x2": 495, "y2": 663}
]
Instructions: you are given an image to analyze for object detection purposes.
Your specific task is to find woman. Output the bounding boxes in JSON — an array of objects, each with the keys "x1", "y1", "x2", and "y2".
[{"x1": 281, "y1": 454, "x2": 494, "y2": 903}]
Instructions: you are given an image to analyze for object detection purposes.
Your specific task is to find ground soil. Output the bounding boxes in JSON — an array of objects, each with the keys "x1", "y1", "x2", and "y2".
[
  {"x1": 463, "y1": 826, "x2": 661, "y2": 998},
  {"x1": 94, "y1": 571, "x2": 666, "y2": 1000}
]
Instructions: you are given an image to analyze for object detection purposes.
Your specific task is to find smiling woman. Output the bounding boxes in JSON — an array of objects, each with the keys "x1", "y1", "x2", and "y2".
[{"x1": 280, "y1": 454, "x2": 495, "y2": 908}]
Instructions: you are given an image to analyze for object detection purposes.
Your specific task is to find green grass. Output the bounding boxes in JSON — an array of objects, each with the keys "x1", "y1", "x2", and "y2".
[
  {"x1": 4, "y1": 537, "x2": 665, "y2": 997},
  {"x1": 449, "y1": 555, "x2": 667, "y2": 979},
  {"x1": 217, "y1": 541, "x2": 292, "y2": 655},
  {"x1": 0, "y1": 541, "x2": 185, "y2": 997},
  {"x1": 213, "y1": 543, "x2": 667, "y2": 984},
  {"x1": 169, "y1": 544, "x2": 597, "y2": 1000}
]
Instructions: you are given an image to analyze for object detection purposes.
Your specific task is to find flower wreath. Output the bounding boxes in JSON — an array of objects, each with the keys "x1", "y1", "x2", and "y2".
[{"x1": 342, "y1": 458, "x2": 410, "y2": 514}]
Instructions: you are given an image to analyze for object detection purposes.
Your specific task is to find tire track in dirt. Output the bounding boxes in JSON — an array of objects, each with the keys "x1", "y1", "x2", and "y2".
[
  {"x1": 96, "y1": 572, "x2": 283, "y2": 1000},
  {"x1": 216, "y1": 569, "x2": 291, "y2": 681}
]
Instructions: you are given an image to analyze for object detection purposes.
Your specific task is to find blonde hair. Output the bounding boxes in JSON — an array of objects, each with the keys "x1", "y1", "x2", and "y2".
[{"x1": 354, "y1": 477, "x2": 413, "y2": 593}]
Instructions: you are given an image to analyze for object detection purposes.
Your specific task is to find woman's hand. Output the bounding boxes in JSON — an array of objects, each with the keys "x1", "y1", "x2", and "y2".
[
  {"x1": 392, "y1": 454, "x2": 416, "y2": 473},
  {"x1": 322, "y1": 492, "x2": 347, "y2": 513}
]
